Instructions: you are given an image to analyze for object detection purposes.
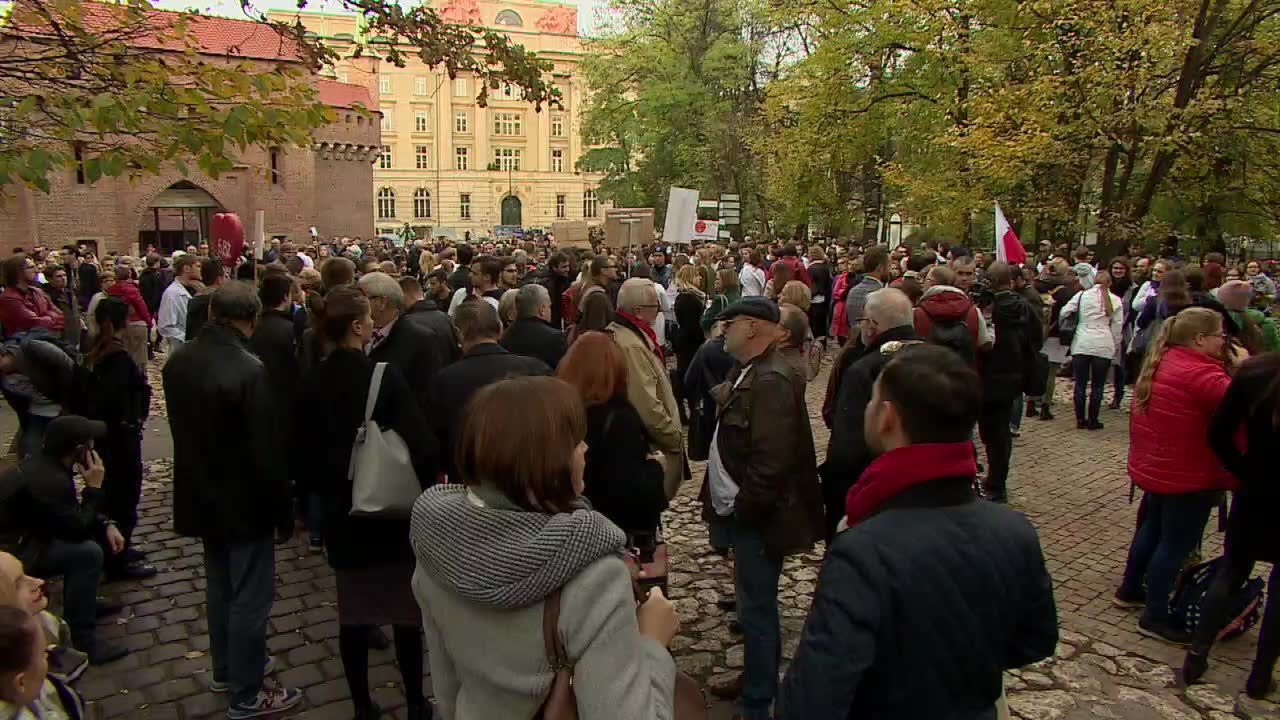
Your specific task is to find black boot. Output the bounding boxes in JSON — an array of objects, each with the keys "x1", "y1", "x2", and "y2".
[
  {"x1": 1247, "y1": 667, "x2": 1275, "y2": 699},
  {"x1": 1181, "y1": 651, "x2": 1209, "y2": 685},
  {"x1": 1039, "y1": 406, "x2": 1055, "y2": 421}
]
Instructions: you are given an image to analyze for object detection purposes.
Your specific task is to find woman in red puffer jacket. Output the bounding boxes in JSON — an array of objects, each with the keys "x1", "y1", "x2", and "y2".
[{"x1": 1117, "y1": 307, "x2": 1237, "y2": 646}]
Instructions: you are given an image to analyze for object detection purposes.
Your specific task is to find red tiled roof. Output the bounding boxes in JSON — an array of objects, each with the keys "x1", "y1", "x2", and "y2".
[
  {"x1": 315, "y1": 79, "x2": 374, "y2": 110},
  {"x1": 7, "y1": 1, "x2": 306, "y2": 62}
]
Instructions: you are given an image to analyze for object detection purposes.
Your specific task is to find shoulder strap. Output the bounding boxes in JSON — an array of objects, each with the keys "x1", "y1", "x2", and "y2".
[
  {"x1": 542, "y1": 588, "x2": 570, "y2": 670},
  {"x1": 365, "y1": 363, "x2": 386, "y2": 422}
]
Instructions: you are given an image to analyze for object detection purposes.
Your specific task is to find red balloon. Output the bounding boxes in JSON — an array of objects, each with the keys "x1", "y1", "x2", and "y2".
[{"x1": 211, "y1": 213, "x2": 245, "y2": 269}]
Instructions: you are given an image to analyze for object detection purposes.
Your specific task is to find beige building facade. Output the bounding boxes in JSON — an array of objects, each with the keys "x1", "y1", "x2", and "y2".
[{"x1": 273, "y1": 0, "x2": 607, "y2": 239}]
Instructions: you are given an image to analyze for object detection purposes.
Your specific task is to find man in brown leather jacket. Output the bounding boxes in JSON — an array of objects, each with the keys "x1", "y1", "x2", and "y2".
[{"x1": 707, "y1": 297, "x2": 824, "y2": 719}]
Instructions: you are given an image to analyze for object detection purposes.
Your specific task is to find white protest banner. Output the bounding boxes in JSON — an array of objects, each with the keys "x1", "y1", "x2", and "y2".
[
  {"x1": 691, "y1": 219, "x2": 720, "y2": 244},
  {"x1": 663, "y1": 187, "x2": 699, "y2": 245}
]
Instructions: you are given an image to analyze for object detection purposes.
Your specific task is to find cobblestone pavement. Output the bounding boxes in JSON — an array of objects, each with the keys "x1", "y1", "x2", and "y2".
[{"x1": 50, "y1": 359, "x2": 1276, "y2": 719}]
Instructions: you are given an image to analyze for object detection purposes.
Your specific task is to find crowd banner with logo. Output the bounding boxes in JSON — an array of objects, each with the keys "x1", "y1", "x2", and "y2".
[{"x1": 691, "y1": 219, "x2": 720, "y2": 245}]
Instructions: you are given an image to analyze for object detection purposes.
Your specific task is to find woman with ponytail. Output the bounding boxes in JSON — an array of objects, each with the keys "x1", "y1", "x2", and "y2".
[
  {"x1": 1116, "y1": 307, "x2": 1237, "y2": 645},
  {"x1": 1183, "y1": 352, "x2": 1280, "y2": 697},
  {"x1": 1059, "y1": 270, "x2": 1123, "y2": 429},
  {"x1": 84, "y1": 297, "x2": 153, "y2": 580}
]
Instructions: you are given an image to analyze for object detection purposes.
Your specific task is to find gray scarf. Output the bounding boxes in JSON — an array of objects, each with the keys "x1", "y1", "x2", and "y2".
[{"x1": 410, "y1": 484, "x2": 626, "y2": 610}]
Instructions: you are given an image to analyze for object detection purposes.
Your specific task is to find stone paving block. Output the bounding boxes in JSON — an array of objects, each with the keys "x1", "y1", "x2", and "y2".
[
  {"x1": 279, "y1": 664, "x2": 326, "y2": 689},
  {"x1": 306, "y1": 678, "x2": 352, "y2": 706},
  {"x1": 148, "y1": 642, "x2": 192, "y2": 664},
  {"x1": 178, "y1": 690, "x2": 225, "y2": 719},
  {"x1": 155, "y1": 623, "x2": 189, "y2": 644},
  {"x1": 145, "y1": 678, "x2": 201, "y2": 704},
  {"x1": 288, "y1": 642, "x2": 330, "y2": 667},
  {"x1": 95, "y1": 689, "x2": 147, "y2": 717},
  {"x1": 268, "y1": 631, "x2": 307, "y2": 655}
]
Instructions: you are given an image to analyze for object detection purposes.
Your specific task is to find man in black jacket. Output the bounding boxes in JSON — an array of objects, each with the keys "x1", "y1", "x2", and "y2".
[
  {"x1": 0, "y1": 416, "x2": 128, "y2": 664},
  {"x1": 429, "y1": 299, "x2": 549, "y2": 479},
  {"x1": 447, "y1": 243, "x2": 475, "y2": 293},
  {"x1": 777, "y1": 345, "x2": 1058, "y2": 720},
  {"x1": 820, "y1": 288, "x2": 920, "y2": 541},
  {"x1": 500, "y1": 284, "x2": 567, "y2": 370},
  {"x1": 163, "y1": 281, "x2": 302, "y2": 717},
  {"x1": 399, "y1": 275, "x2": 460, "y2": 369},
  {"x1": 183, "y1": 256, "x2": 224, "y2": 342},
  {"x1": 249, "y1": 272, "x2": 300, "y2": 447},
  {"x1": 532, "y1": 252, "x2": 573, "y2": 329},
  {"x1": 359, "y1": 272, "x2": 443, "y2": 416},
  {"x1": 710, "y1": 298, "x2": 824, "y2": 717},
  {"x1": 979, "y1": 262, "x2": 1043, "y2": 503}
]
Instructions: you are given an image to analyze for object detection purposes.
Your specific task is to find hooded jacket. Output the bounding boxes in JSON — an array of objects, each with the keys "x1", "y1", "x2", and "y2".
[
  {"x1": 980, "y1": 291, "x2": 1042, "y2": 404},
  {"x1": 410, "y1": 484, "x2": 676, "y2": 720},
  {"x1": 913, "y1": 286, "x2": 981, "y2": 353}
]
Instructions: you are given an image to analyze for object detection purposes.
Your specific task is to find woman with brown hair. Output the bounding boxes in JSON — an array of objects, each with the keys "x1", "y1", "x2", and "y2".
[
  {"x1": 292, "y1": 286, "x2": 437, "y2": 720},
  {"x1": 557, "y1": 331, "x2": 667, "y2": 536},
  {"x1": 410, "y1": 376, "x2": 680, "y2": 719}
]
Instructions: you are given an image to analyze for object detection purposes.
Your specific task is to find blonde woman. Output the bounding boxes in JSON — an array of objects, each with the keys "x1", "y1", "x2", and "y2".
[
  {"x1": 672, "y1": 264, "x2": 707, "y2": 424},
  {"x1": 779, "y1": 280, "x2": 811, "y2": 312},
  {"x1": 1058, "y1": 270, "x2": 1123, "y2": 429},
  {"x1": 498, "y1": 289, "x2": 519, "y2": 329},
  {"x1": 1117, "y1": 307, "x2": 1236, "y2": 645}
]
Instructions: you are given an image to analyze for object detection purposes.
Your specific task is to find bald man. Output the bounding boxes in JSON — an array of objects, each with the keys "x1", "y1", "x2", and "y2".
[{"x1": 819, "y1": 288, "x2": 921, "y2": 541}]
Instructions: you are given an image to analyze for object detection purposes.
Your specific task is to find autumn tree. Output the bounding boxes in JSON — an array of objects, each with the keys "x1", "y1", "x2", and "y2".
[{"x1": 0, "y1": 0, "x2": 556, "y2": 191}]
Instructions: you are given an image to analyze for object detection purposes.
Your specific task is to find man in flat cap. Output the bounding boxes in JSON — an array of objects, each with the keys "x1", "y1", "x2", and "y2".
[
  {"x1": 0, "y1": 415, "x2": 128, "y2": 665},
  {"x1": 706, "y1": 297, "x2": 824, "y2": 718}
]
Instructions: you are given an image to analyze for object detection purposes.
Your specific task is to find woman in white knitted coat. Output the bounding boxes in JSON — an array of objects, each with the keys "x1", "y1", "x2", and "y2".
[
  {"x1": 1058, "y1": 270, "x2": 1124, "y2": 429},
  {"x1": 411, "y1": 376, "x2": 678, "y2": 720}
]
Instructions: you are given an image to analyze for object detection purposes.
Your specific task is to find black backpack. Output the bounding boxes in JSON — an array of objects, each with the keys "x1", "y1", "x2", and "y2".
[
  {"x1": 928, "y1": 315, "x2": 976, "y2": 366},
  {"x1": 1169, "y1": 558, "x2": 1264, "y2": 641}
]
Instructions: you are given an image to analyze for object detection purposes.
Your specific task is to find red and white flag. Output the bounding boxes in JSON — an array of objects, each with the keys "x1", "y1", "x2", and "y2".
[{"x1": 994, "y1": 202, "x2": 1026, "y2": 266}]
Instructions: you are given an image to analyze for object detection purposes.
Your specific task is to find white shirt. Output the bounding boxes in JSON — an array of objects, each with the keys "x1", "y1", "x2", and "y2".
[
  {"x1": 448, "y1": 287, "x2": 499, "y2": 317},
  {"x1": 157, "y1": 280, "x2": 193, "y2": 342},
  {"x1": 300, "y1": 253, "x2": 315, "y2": 269},
  {"x1": 739, "y1": 264, "x2": 766, "y2": 297},
  {"x1": 707, "y1": 366, "x2": 752, "y2": 516},
  {"x1": 1060, "y1": 287, "x2": 1124, "y2": 360}
]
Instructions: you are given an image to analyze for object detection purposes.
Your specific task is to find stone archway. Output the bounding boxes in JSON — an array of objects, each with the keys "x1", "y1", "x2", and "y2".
[
  {"x1": 501, "y1": 195, "x2": 522, "y2": 227},
  {"x1": 138, "y1": 181, "x2": 225, "y2": 255}
]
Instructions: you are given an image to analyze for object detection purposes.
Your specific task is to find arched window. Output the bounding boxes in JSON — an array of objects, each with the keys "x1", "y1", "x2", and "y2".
[
  {"x1": 414, "y1": 188, "x2": 431, "y2": 219},
  {"x1": 377, "y1": 187, "x2": 396, "y2": 219},
  {"x1": 495, "y1": 9, "x2": 523, "y2": 26}
]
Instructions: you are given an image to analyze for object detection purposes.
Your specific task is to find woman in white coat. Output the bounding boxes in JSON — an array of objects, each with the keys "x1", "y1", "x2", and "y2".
[{"x1": 1059, "y1": 270, "x2": 1124, "y2": 430}]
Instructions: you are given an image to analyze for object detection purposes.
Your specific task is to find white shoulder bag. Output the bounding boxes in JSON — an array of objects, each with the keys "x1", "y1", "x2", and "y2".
[{"x1": 349, "y1": 362, "x2": 422, "y2": 517}]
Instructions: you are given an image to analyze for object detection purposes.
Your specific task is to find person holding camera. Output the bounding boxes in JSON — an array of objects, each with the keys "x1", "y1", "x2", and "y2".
[{"x1": 0, "y1": 415, "x2": 128, "y2": 665}]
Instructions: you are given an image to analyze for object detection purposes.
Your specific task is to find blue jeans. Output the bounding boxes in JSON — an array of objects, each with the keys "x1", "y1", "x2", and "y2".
[
  {"x1": 204, "y1": 537, "x2": 275, "y2": 705},
  {"x1": 31, "y1": 539, "x2": 103, "y2": 651},
  {"x1": 1072, "y1": 355, "x2": 1110, "y2": 423},
  {"x1": 734, "y1": 526, "x2": 784, "y2": 719},
  {"x1": 1120, "y1": 492, "x2": 1215, "y2": 623},
  {"x1": 1010, "y1": 393, "x2": 1024, "y2": 431}
]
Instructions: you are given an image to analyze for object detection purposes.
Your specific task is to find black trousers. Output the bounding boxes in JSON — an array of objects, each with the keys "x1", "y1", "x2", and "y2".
[
  {"x1": 977, "y1": 400, "x2": 1013, "y2": 496},
  {"x1": 1191, "y1": 550, "x2": 1280, "y2": 679},
  {"x1": 98, "y1": 427, "x2": 143, "y2": 571}
]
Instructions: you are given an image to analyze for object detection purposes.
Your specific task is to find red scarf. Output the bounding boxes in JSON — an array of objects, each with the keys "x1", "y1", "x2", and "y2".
[
  {"x1": 616, "y1": 309, "x2": 664, "y2": 362},
  {"x1": 844, "y1": 442, "x2": 976, "y2": 527}
]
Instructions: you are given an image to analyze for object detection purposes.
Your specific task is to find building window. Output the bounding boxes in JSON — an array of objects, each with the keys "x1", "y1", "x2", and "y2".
[
  {"x1": 495, "y1": 9, "x2": 523, "y2": 26},
  {"x1": 583, "y1": 189, "x2": 597, "y2": 218},
  {"x1": 454, "y1": 111, "x2": 469, "y2": 133},
  {"x1": 73, "y1": 143, "x2": 85, "y2": 185},
  {"x1": 493, "y1": 147, "x2": 521, "y2": 171},
  {"x1": 551, "y1": 149, "x2": 564, "y2": 173},
  {"x1": 556, "y1": 194, "x2": 566, "y2": 219},
  {"x1": 414, "y1": 188, "x2": 431, "y2": 218},
  {"x1": 551, "y1": 115, "x2": 564, "y2": 137},
  {"x1": 415, "y1": 144, "x2": 430, "y2": 169},
  {"x1": 414, "y1": 76, "x2": 427, "y2": 96},
  {"x1": 377, "y1": 188, "x2": 395, "y2": 219},
  {"x1": 493, "y1": 112, "x2": 522, "y2": 136},
  {"x1": 460, "y1": 193, "x2": 471, "y2": 219},
  {"x1": 269, "y1": 148, "x2": 280, "y2": 185},
  {"x1": 500, "y1": 83, "x2": 521, "y2": 100},
  {"x1": 380, "y1": 145, "x2": 392, "y2": 169},
  {"x1": 380, "y1": 108, "x2": 392, "y2": 131},
  {"x1": 379, "y1": 76, "x2": 392, "y2": 95},
  {"x1": 415, "y1": 111, "x2": 430, "y2": 133},
  {"x1": 455, "y1": 146, "x2": 469, "y2": 170},
  {"x1": 453, "y1": 77, "x2": 468, "y2": 98}
]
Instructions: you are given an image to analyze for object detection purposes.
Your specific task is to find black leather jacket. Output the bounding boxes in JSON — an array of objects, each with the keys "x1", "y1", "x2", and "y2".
[
  {"x1": 162, "y1": 323, "x2": 292, "y2": 541},
  {"x1": 712, "y1": 346, "x2": 824, "y2": 559}
]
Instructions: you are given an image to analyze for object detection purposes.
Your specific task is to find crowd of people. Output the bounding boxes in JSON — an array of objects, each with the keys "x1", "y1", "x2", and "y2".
[{"x1": 0, "y1": 231, "x2": 1272, "y2": 719}]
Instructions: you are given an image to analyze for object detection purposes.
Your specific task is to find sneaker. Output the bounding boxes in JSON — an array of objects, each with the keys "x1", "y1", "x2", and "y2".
[
  {"x1": 1112, "y1": 589, "x2": 1146, "y2": 609},
  {"x1": 226, "y1": 683, "x2": 302, "y2": 719},
  {"x1": 1138, "y1": 617, "x2": 1192, "y2": 646},
  {"x1": 1010, "y1": 425, "x2": 1021, "y2": 437},
  {"x1": 211, "y1": 656, "x2": 277, "y2": 693},
  {"x1": 1076, "y1": 420, "x2": 1089, "y2": 429},
  {"x1": 87, "y1": 640, "x2": 129, "y2": 666}
]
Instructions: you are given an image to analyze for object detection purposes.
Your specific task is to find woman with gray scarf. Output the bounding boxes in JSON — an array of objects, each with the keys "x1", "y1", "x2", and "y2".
[{"x1": 411, "y1": 376, "x2": 679, "y2": 720}]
